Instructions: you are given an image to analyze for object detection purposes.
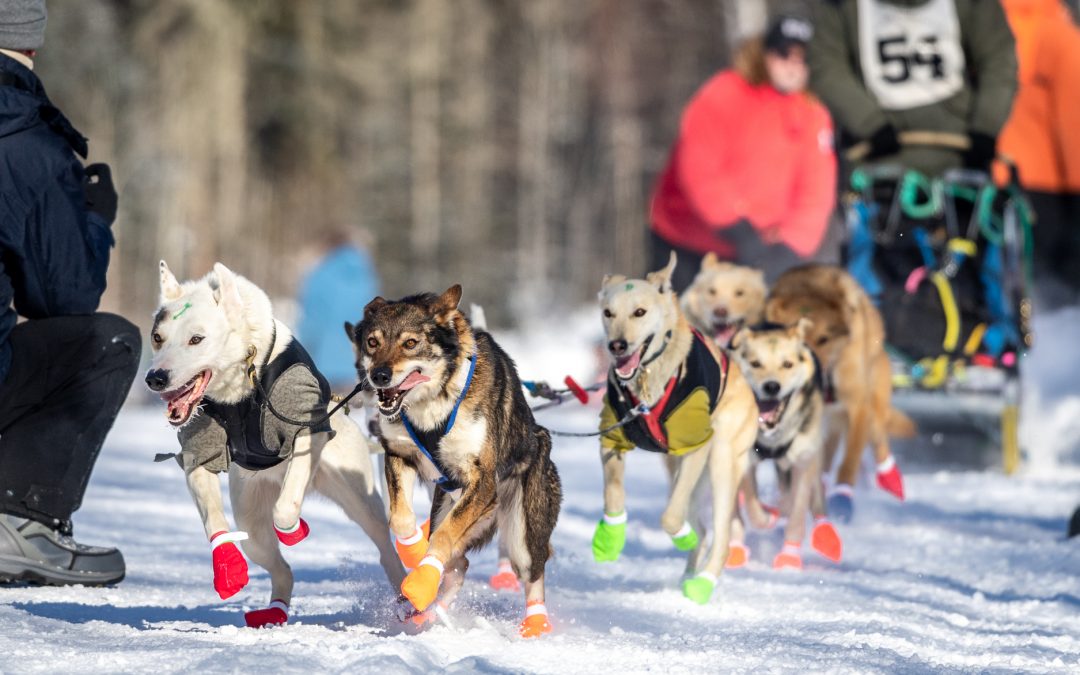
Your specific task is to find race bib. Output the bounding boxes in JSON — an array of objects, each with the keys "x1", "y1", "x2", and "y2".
[{"x1": 857, "y1": 0, "x2": 966, "y2": 110}]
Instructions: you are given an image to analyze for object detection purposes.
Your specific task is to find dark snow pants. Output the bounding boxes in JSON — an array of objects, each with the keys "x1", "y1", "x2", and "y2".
[{"x1": 0, "y1": 314, "x2": 140, "y2": 532}]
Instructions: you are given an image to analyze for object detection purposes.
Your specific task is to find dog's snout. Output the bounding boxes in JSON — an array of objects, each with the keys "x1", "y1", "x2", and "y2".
[
  {"x1": 762, "y1": 380, "x2": 781, "y2": 398},
  {"x1": 608, "y1": 339, "x2": 628, "y2": 356},
  {"x1": 145, "y1": 369, "x2": 170, "y2": 392},
  {"x1": 370, "y1": 366, "x2": 393, "y2": 387},
  {"x1": 713, "y1": 307, "x2": 729, "y2": 319}
]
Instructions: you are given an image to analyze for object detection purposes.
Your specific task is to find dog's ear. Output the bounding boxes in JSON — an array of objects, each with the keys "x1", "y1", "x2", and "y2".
[
  {"x1": 344, "y1": 321, "x2": 356, "y2": 342},
  {"x1": 602, "y1": 273, "x2": 627, "y2": 288},
  {"x1": 701, "y1": 251, "x2": 718, "y2": 270},
  {"x1": 728, "y1": 326, "x2": 748, "y2": 350},
  {"x1": 793, "y1": 317, "x2": 813, "y2": 342},
  {"x1": 646, "y1": 251, "x2": 677, "y2": 294},
  {"x1": 434, "y1": 284, "x2": 463, "y2": 314},
  {"x1": 362, "y1": 296, "x2": 388, "y2": 320},
  {"x1": 159, "y1": 260, "x2": 183, "y2": 302},
  {"x1": 211, "y1": 263, "x2": 244, "y2": 316}
]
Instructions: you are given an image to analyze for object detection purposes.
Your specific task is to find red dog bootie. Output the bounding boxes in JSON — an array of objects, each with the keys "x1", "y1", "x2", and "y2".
[
  {"x1": 519, "y1": 600, "x2": 552, "y2": 638},
  {"x1": 489, "y1": 558, "x2": 520, "y2": 592},
  {"x1": 811, "y1": 518, "x2": 843, "y2": 563},
  {"x1": 772, "y1": 541, "x2": 803, "y2": 570},
  {"x1": 274, "y1": 517, "x2": 310, "y2": 546},
  {"x1": 245, "y1": 599, "x2": 289, "y2": 628},
  {"x1": 876, "y1": 455, "x2": 905, "y2": 501},
  {"x1": 210, "y1": 531, "x2": 249, "y2": 599},
  {"x1": 395, "y1": 521, "x2": 430, "y2": 570}
]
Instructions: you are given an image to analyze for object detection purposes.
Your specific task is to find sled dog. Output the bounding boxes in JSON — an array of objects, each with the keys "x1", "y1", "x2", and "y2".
[
  {"x1": 728, "y1": 320, "x2": 842, "y2": 569},
  {"x1": 681, "y1": 253, "x2": 767, "y2": 348},
  {"x1": 593, "y1": 252, "x2": 757, "y2": 604},
  {"x1": 348, "y1": 285, "x2": 561, "y2": 638},
  {"x1": 145, "y1": 261, "x2": 404, "y2": 627},
  {"x1": 765, "y1": 264, "x2": 915, "y2": 520}
]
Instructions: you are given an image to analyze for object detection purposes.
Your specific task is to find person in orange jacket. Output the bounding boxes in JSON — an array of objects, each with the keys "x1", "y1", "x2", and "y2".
[
  {"x1": 996, "y1": 0, "x2": 1080, "y2": 306},
  {"x1": 650, "y1": 15, "x2": 837, "y2": 290}
]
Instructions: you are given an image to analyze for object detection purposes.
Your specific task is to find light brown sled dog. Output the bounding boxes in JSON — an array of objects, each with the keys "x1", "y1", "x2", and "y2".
[
  {"x1": 681, "y1": 253, "x2": 768, "y2": 348},
  {"x1": 765, "y1": 265, "x2": 915, "y2": 518},
  {"x1": 594, "y1": 252, "x2": 757, "y2": 604}
]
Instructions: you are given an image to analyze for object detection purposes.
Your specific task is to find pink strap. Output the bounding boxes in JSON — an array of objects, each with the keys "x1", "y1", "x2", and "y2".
[{"x1": 904, "y1": 266, "x2": 927, "y2": 294}]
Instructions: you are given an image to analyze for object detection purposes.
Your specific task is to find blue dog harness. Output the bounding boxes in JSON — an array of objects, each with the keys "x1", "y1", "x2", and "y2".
[{"x1": 400, "y1": 354, "x2": 477, "y2": 492}]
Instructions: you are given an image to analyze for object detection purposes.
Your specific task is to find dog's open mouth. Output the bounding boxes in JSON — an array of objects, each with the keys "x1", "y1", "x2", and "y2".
[
  {"x1": 713, "y1": 319, "x2": 743, "y2": 346},
  {"x1": 756, "y1": 394, "x2": 791, "y2": 430},
  {"x1": 161, "y1": 370, "x2": 212, "y2": 427},
  {"x1": 375, "y1": 370, "x2": 430, "y2": 418},
  {"x1": 613, "y1": 336, "x2": 653, "y2": 381}
]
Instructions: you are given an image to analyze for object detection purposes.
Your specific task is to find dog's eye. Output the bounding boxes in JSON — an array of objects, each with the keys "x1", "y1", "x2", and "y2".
[
  {"x1": 782, "y1": 361, "x2": 794, "y2": 369},
  {"x1": 603, "y1": 308, "x2": 613, "y2": 319},
  {"x1": 367, "y1": 336, "x2": 379, "y2": 349},
  {"x1": 188, "y1": 335, "x2": 203, "y2": 346},
  {"x1": 816, "y1": 335, "x2": 829, "y2": 346},
  {"x1": 633, "y1": 308, "x2": 647, "y2": 318},
  {"x1": 152, "y1": 332, "x2": 164, "y2": 346},
  {"x1": 749, "y1": 360, "x2": 763, "y2": 369},
  {"x1": 707, "y1": 288, "x2": 716, "y2": 296},
  {"x1": 403, "y1": 338, "x2": 418, "y2": 349},
  {"x1": 735, "y1": 289, "x2": 744, "y2": 297}
]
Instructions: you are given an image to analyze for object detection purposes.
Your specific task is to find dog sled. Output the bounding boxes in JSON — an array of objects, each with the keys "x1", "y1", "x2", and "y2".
[{"x1": 842, "y1": 133, "x2": 1034, "y2": 473}]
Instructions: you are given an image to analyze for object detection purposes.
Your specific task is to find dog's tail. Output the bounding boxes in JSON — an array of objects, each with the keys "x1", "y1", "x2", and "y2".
[{"x1": 886, "y1": 407, "x2": 917, "y2": 439}]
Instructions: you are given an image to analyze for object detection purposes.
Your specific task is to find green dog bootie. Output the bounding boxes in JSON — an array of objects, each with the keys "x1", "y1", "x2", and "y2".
[
  {"x1": 671, "y1": 521, "x2": 699, "y2": 551},
  {"x1": 682, "y1": 573, "x2": 716, "y2": 605},
  {"x1": 592, "y1": 512, "x2": 627, "y2": 562}
]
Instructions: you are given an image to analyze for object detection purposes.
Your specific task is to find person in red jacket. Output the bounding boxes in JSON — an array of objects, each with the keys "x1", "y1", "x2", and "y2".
[{"x1": 650, "y1": 15, "x2": 837, "y2": 290}]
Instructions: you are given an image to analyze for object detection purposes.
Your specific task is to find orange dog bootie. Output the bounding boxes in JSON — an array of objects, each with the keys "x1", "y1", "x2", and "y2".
[
  {"x1": 401, "y1": 556, "x2": 443, "y2": 612},
  {"x1": 773, "y1": 541, "x2": 803, "y2": 570},
  {"x1": 811, "y1": 518, "x2": 843, "y2": 563},
  {"x1": 725, "y1": 540, "x2": 749, "y2": 569},
  {"x1": 395, "y1": 521, "x2": 430, "y2": 570},
  {"x1": 489, "y1": 558, "x2": 520, "y2": 592},
  {"x1": 519, "y1": 600, "x2": 552, "y2": 638}
]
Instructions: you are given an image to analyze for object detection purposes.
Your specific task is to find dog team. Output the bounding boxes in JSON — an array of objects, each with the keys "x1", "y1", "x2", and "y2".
[{"x1": 143, "y1": 253, "x2": 913, "y2": 637}]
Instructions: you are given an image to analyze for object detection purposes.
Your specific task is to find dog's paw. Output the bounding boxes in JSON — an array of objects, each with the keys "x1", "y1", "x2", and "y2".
[
  {"x1": 244, "y1": 600, "x2": 288, "y2": 628},
  {"x1": 591, "y1": 514, "x2": 626, "y2": 562},
  {"x1": 811, "y1": 519, "x2": 843, "y2": 563},
  {"x1": 827, "y1": 485, "x2": 855, "y2": 524},
  {"x1": 274, "y1": 517, "x2": 310, "y2": 546},
  {"x1": 519, "y1": 601, "x2": 552, "y2": 638},
  {"x1": 401, "y1": 556, "x2": 443, "y2": 612},
  {"x1": 773, "y1": 542, "x2": 803, "y2": 570},
  {"x1": 681, "y1": 573, "x2": 716, "y2": 605},
  {"x1": 210, "y1": 531, "x2": 250, "y2": 600},
  {"x1": 876, "y1": 456, "x2": 905, "y2": 501},
  {"x1": 489, "y1": 559, "x2": 520, "y2": 592},
  {"x1": 394, "y1": 521, "x2": 430, "y2": 569},
  {"x1": 725, "y1": 541, "x2": 749, "y2": 569},
  {"x1": 671, "y1": 522, "x2": 699, "y2": 552}
]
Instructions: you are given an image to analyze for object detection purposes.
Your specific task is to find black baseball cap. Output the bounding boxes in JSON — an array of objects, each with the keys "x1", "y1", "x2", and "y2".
[{"x1": 764, "y1": 15, "x2": 813, "y2": 56}]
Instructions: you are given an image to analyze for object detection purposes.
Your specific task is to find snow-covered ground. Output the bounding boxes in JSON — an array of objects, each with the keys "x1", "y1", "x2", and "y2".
[{"x1": 1, "y1": 308, "x2": 1079, "y2": 674}]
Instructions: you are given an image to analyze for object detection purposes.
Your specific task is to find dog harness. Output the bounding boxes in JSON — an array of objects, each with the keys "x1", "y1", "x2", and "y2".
[
  {"x1": 600, "y1": 330, "x2": 727, "y2": 455},
  {"x1": 400, "y1": 354, "x2": 477, "y2": 492},
  {"x1": 203, "y1": 339, "x2": 334, "y2": 471}
]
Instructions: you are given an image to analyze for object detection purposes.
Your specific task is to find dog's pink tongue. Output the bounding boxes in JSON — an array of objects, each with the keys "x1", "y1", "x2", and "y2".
[
  {"x1": 616, "y1": 349, "x2": 642, "y2": 376},
  {"x1": 398, "y1": 371, "x2": 430, "y2": 391}
]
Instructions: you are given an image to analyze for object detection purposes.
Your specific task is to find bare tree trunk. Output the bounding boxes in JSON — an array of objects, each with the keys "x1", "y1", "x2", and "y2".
[{"x1": 409, "y1": 0, "x2": 445, "y2": 291}]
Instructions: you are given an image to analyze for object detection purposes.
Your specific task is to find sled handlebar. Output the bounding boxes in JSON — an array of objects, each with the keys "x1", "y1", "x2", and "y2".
[{"x1": 845, "y1": 131, "x2": 970, "y2": 163}]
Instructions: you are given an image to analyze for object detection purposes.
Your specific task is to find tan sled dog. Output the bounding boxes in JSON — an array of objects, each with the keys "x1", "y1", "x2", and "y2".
[
  {"x1": 145, "y1": 262, "x2": 404, "y2": 628},
  {"x1": 765, "y1": 265, "x2": 914, "y2": 520},
  {"x1": 681, "y1": 253, "x2": 768, "y2": 348},
  {"x1": 349, "y1": 285, "x2": 561, "y2": 638},
  {"x1": 728, "y1": 320, "x2": 842, "y2": 570},
  {"x1": 592, "y1": 253, "x2": 757, "y2": 604}
]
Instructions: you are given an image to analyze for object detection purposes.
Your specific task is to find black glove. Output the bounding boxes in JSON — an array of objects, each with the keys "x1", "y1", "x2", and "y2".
[
  {"x1": 83, "y1": 163, "x2": 118, "y2": 225},
  {"x1": 963, "y1": 132, "x2": 997, "y2": 172},
  {"x1": 865, "y1": 124, "x2": 901, "y2": 161}
]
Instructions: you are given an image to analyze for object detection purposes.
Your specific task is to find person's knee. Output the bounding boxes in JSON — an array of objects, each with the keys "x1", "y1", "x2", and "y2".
[{"x1": 89, "y1": 313, "x2": 142, "y2": 367}]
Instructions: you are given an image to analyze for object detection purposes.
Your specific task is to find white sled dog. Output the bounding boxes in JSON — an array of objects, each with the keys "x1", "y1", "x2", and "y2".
[
  {"x1": 145, "y1": 261, "x2": 404, "y2": 627},
  {"x1": 593, "y1": 252, "x2": 757, "y2": 604}
]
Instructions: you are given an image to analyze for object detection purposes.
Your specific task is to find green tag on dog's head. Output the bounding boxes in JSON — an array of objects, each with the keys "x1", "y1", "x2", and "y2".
[
  {"x1": 625, "y1": 283, "x2": 634, "y2": 291},
  {"x1": 172, "y1": 302, "x2": 192, "y2": 320}
]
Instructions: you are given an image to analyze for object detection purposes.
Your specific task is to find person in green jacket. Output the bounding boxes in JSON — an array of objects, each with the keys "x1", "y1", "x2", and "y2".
[{"x1": 809, "y1": 0, "x2": 1017, "y2": 176}]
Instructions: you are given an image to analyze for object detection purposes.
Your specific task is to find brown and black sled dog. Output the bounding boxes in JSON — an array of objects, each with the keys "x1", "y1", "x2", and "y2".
[{"x1": 347, "y1": 285, "x2": 561, "y2": 638}]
